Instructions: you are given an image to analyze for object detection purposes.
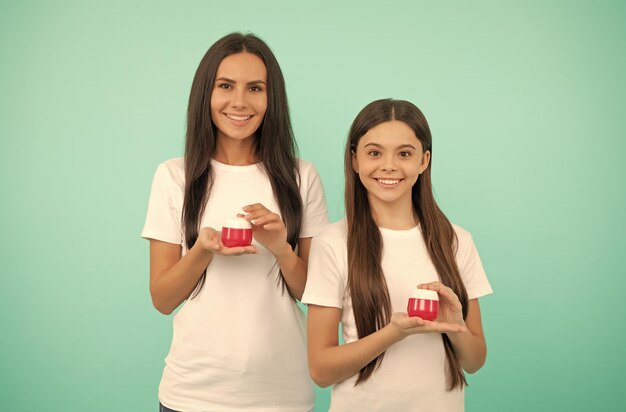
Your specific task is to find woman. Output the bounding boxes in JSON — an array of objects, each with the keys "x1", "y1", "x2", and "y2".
[{"x1": 142, "y1": 32, "x2": 328, "y2": 412}]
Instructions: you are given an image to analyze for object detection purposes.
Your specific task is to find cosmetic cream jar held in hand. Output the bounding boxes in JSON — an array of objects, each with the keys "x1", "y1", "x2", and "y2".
[
  {"x1": 221, "y1": 217, "x2": 253, "y2": 247},
  {"x1": 407, "y1": 289, "x2": 439, "y2": 321}
]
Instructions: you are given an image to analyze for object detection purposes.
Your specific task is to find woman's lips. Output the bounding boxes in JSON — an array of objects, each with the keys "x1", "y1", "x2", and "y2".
[
  {"x1": 226, "y1": 113, "x2": 252, "y2": 121},
  {"x1": 225, "y1": 113, "x2": 254, "y2": 125}
]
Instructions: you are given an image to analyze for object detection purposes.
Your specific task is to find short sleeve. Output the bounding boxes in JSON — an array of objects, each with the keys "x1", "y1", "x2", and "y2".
[
  {"x1": 301, "y1": 233, "x2": 346, "y2": 309},
  {"x1": 455, "y1": 228, "x2": 493, "y2": 299},
  {"x1": 298, "y1": 160, "x2": 329, "y2": 238},
  {"x1": 141, "y1": 162, "x2": 184, "y2": 245}
]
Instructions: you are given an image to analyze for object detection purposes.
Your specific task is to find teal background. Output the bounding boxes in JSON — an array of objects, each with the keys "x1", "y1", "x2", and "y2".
[{"x1": 1, "y1": 1, "x2": 625, "y2": 410}]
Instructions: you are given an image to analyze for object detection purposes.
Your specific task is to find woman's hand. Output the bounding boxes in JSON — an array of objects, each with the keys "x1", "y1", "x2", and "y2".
[
  {"x1": 417, "y1": 281, "x2": 465, "y2": 326},
  {"x1": 196, "y1": 227, "x2": 256, "y2": 256},
  {"x1": 241, "y1": 203, "x2": 289, "y2": 257}
]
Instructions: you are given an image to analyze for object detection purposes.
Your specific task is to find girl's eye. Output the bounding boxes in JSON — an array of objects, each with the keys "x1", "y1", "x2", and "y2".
[
  {"x1": 399, "y1": 151, "x2": 412, "y2": 158},
  {"x1": 368, "y1": 150, "x2": 381, "y2": 157}
]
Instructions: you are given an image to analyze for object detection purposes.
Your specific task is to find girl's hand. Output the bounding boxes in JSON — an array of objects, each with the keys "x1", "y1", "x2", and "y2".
[
  {"x1": 241, "y1": 203, "x2": 289, "y2": 257},
  {"x1": 389, "y1": 312, "x2": 467, "y2": 340},
  {"x1": 197, "y1": 227, "x2": 257, "y2": 256},
  {"x1": 417, "y1": 282, "x2": 465, "y2": 326}
]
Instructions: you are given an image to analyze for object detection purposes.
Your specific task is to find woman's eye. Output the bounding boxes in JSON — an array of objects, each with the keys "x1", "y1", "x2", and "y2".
[
  {"x1": 249, "y1": 86, "x2": 263, "y2": 92},
  {"x1": 217, "y1": 83, "x2": 232, "y2": 89}
]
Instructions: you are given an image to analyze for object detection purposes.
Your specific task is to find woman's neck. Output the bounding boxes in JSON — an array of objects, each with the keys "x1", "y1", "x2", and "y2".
[{"x1": 213, "y1": 135, "x2": 257, "y2": 165}]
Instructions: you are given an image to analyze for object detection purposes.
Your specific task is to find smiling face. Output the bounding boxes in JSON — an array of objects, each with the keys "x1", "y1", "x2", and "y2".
[
  {"x1": 352, "y1": 120, "x2": 431, "y2": 213},
  {"x1": 210, "y1": 52, "x2": 268, "y2": 144}
]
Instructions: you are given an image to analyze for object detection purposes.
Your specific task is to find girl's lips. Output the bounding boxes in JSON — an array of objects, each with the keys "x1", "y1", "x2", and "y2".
[{"x1": 375, "y1": 178, "x2": 402, "y2": 187}]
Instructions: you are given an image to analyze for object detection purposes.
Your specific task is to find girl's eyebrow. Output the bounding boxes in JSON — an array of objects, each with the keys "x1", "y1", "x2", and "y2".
[
  {"x1": 363, "y1": 142, "x2": 417, "y2": 150},
  {"x1": 215, "y1": 77, "x2": 266, "y2": 86}
]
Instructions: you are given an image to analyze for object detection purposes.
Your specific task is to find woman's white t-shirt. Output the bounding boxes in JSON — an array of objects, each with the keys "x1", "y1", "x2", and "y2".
[
  {"x1": 142, "y1": 158, "x2": 329, "y2": 412},
  {"x1": 301, "y1": 219, "x2": 493, "y2": 412}
]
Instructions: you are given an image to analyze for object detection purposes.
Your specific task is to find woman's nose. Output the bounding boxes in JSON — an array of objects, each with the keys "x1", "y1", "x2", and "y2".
[{"x1": 231, "y1": 88, "x2": 247, "y2": 108}]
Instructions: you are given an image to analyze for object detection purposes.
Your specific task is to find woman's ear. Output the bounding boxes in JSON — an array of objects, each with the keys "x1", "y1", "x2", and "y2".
[{"x1": 419, "y1": 150, "x2": 431, "y2": 174}]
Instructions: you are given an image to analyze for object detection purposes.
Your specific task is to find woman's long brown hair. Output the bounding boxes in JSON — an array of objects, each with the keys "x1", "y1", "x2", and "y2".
[
  {"x1": 184, "y1": 32, "x2": 302, "y2": 297},
  {"x1": 345, "y1": 99, "x2": 469, "y2": 390}
]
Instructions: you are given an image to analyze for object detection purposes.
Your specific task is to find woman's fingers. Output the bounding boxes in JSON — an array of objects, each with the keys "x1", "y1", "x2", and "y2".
[
  {"x1": 199, "y1": 227, "x2": 256, "y2": 255},
  {"x1": 241, "y1": 204, "x2": 285, "y2": 228},
  {"x1": 247, "y1": 212, "x2": 281, "y2": 227},
  {"x1": 259, "y1": 222, "x2": 283, "y2": 231},
  {"x1": 242, "y1": 203, "x2": 269, "y2": 219}
]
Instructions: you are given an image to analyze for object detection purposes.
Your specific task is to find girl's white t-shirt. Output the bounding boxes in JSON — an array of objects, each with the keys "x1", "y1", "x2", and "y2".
[
  {"x1": 142, "y1": 158, "x2": 329, "y2": 412},
  {"x1": 301, "y1": 219, "x2": 493, "y2": 412}
]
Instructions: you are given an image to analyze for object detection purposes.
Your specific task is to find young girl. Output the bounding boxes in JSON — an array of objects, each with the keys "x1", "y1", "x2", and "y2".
[
  {"x1": 302, "y1": 99, "x2": 492, "y2": 411},
  {"x1": 142, "y1": 32, "x2": 328, "y2": 412}
]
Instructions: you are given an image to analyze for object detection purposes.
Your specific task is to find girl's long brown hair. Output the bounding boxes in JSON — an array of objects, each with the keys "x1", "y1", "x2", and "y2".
[
  {"x1": 345, "y1": 99, "x2": 469, "y2": 389},
  {"x1": 184, "y1": 32, "x2": 302, "y2": 297}
]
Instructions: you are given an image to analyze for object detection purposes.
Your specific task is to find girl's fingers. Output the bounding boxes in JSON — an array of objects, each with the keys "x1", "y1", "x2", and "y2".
[
  {"x1": 393, "y1": 313, "x2": 425, "y2": 329},
  {"x1": 417, "y1": 281, "x2": 444, "y2": 291},
  {"x1": 419, "y1": 320, "x2": 467, "y2": 334},
  {"x1": 219, "y1": 245, "x2": 257, "y2": 255},
  {"x1": 399, "y1": 319, "x2": 466, "y2": 334},
  {"x1": 417, "y1": 282, "x2": 457, "y2": 300},
  {"x1": 403, "y1": 316, "x2": 425, "y2": 328}
]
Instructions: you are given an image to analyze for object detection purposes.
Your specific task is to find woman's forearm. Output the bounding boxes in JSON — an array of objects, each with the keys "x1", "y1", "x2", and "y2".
[
  {"x1": 150, "y1": 241, "x2": 214, "y2": 315},
  {"x1": 273, "y1": 245, "x2": 307, "y2": 300}
]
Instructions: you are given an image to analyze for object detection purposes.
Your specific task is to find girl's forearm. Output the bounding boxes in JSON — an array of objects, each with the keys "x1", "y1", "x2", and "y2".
[
  {"x1": 445, "y1": 299, "x2": 487, "y2": 373},
  {"x1": 310, "y1": 324, "x2": 402, "y2": 388},
  {"x1": 445, "y1": 329, "x2": 487, "y2": 373}
]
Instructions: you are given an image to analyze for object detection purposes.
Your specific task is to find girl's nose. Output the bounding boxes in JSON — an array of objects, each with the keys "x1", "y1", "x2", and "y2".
[{"x1": 380, "y1": 155, "x2": 398, "y2": 172}]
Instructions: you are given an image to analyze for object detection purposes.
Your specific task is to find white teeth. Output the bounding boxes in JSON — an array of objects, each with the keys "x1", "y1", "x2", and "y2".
[
  {"x1": 227, "y1": 114, "x2": 252, "y2": 121},
  {"x1": 377, "y1": 179, "x2": 400, "y2": 185}
]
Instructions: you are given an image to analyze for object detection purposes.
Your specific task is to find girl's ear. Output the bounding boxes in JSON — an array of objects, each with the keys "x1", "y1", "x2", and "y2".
[
  {"x1": 352, "y1": 151, "x2": 359, "y2": 173},
  {"x1": 419, "y1": 150, "x2": 431, "y2": 174}
]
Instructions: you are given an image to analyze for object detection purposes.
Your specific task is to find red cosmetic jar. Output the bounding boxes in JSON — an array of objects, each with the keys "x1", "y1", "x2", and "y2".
[
  {"x1": 221, "y1": 217, "x2": 253, "y2": 247},
  {"x1": 407, "y1": 289, "x2": 439, "y2": 321}
]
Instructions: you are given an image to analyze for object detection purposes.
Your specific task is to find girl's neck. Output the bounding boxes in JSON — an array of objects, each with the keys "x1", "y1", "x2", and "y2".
[
  {"x1": 369, "y1": 198, "x2": 418, "y2": 230},
  {"x1": 213, "y1": 135, "x2": 257, "y2": 166}
]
